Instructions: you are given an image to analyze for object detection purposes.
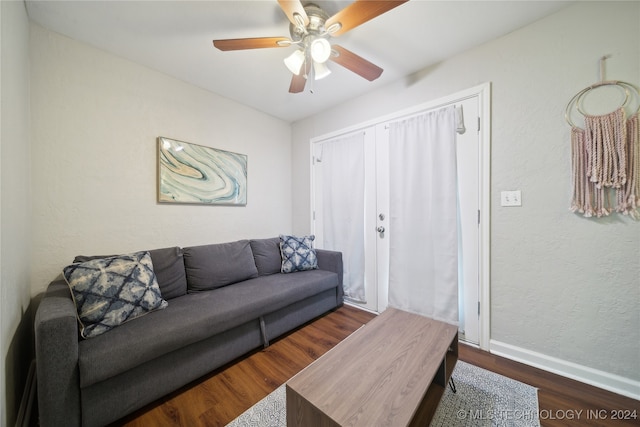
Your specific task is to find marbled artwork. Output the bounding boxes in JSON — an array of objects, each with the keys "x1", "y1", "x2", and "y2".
[{"x1": 157, "y1": 137, "x2": 247, "y2": 205}]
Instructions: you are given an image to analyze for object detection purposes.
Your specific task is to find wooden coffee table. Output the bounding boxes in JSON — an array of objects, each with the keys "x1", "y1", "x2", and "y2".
[{"x1": 286, "y1": 307, "x2": 458, "y2": 427}]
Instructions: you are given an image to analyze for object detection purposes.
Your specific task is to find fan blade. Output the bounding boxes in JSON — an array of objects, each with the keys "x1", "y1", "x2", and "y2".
[
  {"x1": 278, "y1": 0, "x2": 309, "y2": 27},
  {"x1": 213, "y1": 37, "x2": 291, "y2": 51},
  {"x1": 289, "y1": 60, "x2": 311, "y2": 93},
  {"x1": 289, "y1": 73, "x2": 307, "y2": 93},
  {"x1": 330, "y1": 45, "x2": 383, "y2": 81},
  {"x1": 325, "y1": 0, "x2": 408, "y2": 36}
]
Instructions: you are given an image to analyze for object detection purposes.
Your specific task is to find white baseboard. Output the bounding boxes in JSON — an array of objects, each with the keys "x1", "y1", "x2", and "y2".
[
  {"x1": 343, "y1": 301, "x2": 379, "y2": 315},
  {"x1": 490, "y1": 340, "x2": 640, "y2": 400}
]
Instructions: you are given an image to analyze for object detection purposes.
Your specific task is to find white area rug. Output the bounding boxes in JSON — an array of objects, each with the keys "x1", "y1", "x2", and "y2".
[{"x1": 226, "y1": 361, "x2": 540, "y2": 427}]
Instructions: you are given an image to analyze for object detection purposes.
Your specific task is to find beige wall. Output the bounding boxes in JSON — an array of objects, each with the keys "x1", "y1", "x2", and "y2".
[
  {"x1": 29, "y1": 24, "x2": 293, "y2": 293},
  {"x1": 1, "y1": 1, "x2": 32, "y2": 425},
  {"x1": 292, "y1": 1, "x2": 640, "y2": 395}
]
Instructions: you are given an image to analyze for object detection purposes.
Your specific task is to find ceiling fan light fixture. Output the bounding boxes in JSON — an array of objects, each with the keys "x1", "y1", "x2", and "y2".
[
  {"x1": 313, "y1": 61, "x2": 331, "y2": 80},
  {"x1": 310, "y1": 37, "x2": 331, "y2": 63},
  {"x1": 284, "y1": 49, "x2": 305, "y2": 75}
]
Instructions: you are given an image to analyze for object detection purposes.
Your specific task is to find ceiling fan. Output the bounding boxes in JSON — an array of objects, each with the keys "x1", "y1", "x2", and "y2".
[{"x1": 213, "y1": 0, "x2": 408, "y2": 93}]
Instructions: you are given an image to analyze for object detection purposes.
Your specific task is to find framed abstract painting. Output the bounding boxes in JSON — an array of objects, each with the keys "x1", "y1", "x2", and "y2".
[{"x1": 157, "y1": 137, "x2": 247, "y2": 205}]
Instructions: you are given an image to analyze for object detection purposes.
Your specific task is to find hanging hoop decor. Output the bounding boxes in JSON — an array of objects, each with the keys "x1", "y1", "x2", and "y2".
[
  {"x1": 565, "y1": 80, "x2": 639, "y2": 127},
  {"x1": 565, "y1": 56, "x2": 640, "y2": 219}
]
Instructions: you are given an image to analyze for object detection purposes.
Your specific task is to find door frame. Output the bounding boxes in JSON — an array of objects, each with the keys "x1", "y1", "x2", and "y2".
[{"x1": 309, "y1": 83, "x2": 491, "y2": 350}]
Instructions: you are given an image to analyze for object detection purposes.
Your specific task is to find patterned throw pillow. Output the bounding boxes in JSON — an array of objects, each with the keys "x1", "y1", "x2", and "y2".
[
  {"x1": 63, "y1": 251, "x2": 168, "y2": 339},
  {"x1": 279, "y1": 234, "x2": 318, "y2": 273}
]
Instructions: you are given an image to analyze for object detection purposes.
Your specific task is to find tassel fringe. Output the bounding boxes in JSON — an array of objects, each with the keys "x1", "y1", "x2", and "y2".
[{"x1": 570, "y1": 109, "x2": 639, "y2": 219}]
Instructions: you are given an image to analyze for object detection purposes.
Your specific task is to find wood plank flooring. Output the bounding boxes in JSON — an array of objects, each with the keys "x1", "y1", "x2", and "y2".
[{"x1": 115, "y1": 305, "x2": 638, "y2": 427}]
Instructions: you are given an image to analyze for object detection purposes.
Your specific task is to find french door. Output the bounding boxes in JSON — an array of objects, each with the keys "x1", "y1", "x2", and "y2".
[{"x1": 311, "y1": 86, "x2": 489, "y2": 346}]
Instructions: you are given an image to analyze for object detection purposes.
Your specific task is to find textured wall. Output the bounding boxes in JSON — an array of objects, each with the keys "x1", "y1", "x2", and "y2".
[
  {"x1": 29, "y1": 24, "x2": 292, "y2": 295},
  {"x1": 292, "y1": 2, "x2": 639, "y2": 382},
  {"x1": 1, "y1": 1, "x2": 33, "y2": 425}
]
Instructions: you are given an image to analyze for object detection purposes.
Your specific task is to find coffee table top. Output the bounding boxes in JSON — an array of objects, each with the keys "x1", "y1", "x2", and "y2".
[{"x1": 286, "y1": 307, "x2": 458, "y2": 426}]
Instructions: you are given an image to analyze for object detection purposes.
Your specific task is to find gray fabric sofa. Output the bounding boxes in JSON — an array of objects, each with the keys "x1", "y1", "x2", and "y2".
[{"x1": 34, "y1": 237, "x2": 344, "y2": 427}]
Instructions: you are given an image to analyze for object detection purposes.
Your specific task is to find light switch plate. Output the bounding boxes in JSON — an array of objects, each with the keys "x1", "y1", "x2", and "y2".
[{"x1": 501, "y1": 190, "x2": 522, "y2": 207}]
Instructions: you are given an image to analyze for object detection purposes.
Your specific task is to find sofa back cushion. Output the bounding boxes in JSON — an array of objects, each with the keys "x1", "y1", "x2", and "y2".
[
  {"x1": 249, "y1": 237, "x2": 282, "y2": 276},
  {"x1": 147, "y1": 247, "x2": 188, "y2": 299},
  {"x1": 183, "y1": 240, "x2": 259, "y2": 292},
  {"x1": 73, "y1": 246, "x2": 187, "y2": 300}
]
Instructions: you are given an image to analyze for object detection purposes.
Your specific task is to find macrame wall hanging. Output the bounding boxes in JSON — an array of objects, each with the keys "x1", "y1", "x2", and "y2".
[{"x1": 565, "y1": 56, "x2": 640, "y2": 219}]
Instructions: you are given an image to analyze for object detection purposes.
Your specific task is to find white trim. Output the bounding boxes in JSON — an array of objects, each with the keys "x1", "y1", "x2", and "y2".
[
  {"x1": 308, "y1": 139, "x2": 316, "y2": 234},
  {"x1": 490, "y1": 340, "x2": 640, "y2": 400},
  {"x1": 478, "y1": 83, "x2": 491, "y2": 352},
  {"x1": 344, "y1": 301, "x2": 380, "y2": 315}
]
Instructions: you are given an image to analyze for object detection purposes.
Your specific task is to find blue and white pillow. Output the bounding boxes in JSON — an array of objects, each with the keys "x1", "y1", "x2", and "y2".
[
  {"x1": 279, "y1": 234, "x2": 318, "y2": 273},
  {"x1": 63, "y1": 251, "x2": 168, "y2": 339}
]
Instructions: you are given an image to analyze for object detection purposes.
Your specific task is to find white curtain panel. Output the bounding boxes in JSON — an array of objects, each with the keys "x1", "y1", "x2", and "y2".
[
  {"x1": 388, "y1": 106, "x2": 459, "y2": 324},
  {"x1": 321, "y1": 133, "x2": 366, "y2": 303}
]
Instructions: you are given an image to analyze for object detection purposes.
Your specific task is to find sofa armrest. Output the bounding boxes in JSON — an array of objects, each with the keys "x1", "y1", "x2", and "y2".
[
  {"x1": 35, "y1": 280, "x2": 81, "y2": 427},
  {"x1": 316, "y1": 249, "x2": 344, "y2": 306}
]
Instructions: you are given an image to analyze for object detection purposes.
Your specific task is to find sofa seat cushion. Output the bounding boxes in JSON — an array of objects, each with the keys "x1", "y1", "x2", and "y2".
[{"x1": 77, "y1": 269, "x2": 339, "y2": 388}]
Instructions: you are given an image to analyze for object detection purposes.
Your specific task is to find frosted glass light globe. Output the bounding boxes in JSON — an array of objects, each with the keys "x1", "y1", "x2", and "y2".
[{"x1": 310, "y1": 38, "x2": 331, "y2": 64}]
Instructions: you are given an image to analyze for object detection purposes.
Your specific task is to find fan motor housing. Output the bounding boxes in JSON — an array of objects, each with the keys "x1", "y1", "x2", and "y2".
[{"x1": 289, "y1": 3, "x2": 330, "y2": 42}]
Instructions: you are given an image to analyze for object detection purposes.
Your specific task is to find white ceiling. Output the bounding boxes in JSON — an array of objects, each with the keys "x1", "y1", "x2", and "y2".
[{"x1": 25, "y1": 0, "x2": 570, "y2": 122}]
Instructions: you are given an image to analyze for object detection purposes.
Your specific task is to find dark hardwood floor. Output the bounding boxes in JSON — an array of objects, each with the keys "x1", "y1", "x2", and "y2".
[{"x1": 116, "y1": 305, "x2": 638, "y2": 427}]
